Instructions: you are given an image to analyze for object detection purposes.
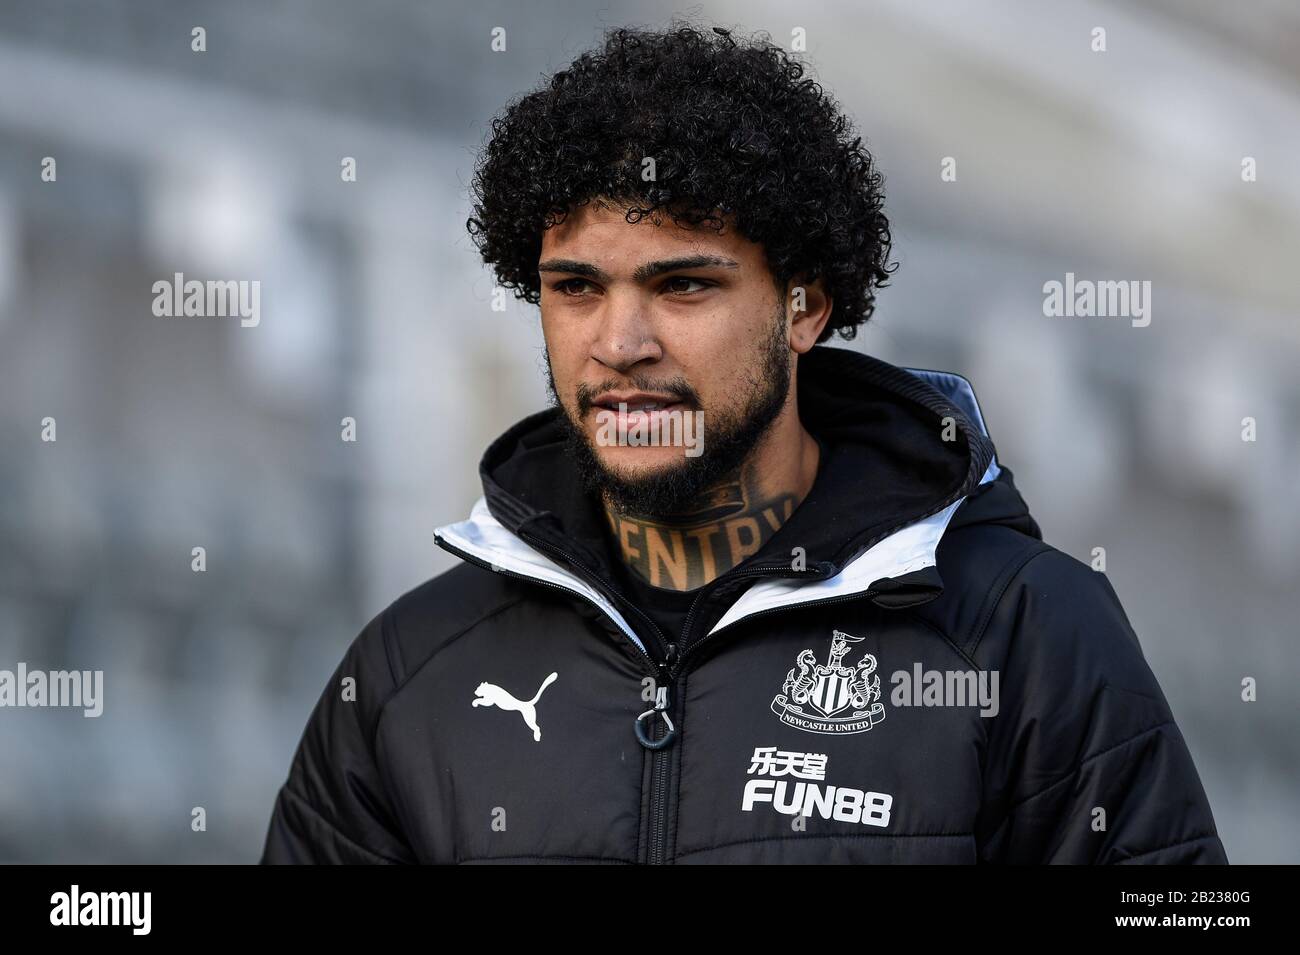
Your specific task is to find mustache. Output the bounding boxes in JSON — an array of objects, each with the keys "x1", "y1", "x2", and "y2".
[{"x1": 575, "y1": 375, "x2": 702, "y2": 416}]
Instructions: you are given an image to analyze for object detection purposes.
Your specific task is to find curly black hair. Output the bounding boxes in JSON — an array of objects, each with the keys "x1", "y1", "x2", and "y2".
[{"x1": 467, "y1": 23, "x2": 895, "y2": 342}]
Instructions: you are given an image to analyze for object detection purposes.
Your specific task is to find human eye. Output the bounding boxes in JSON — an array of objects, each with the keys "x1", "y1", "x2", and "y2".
[
  {"x1": 662, "y1": 276, "x2": 714, "y2": 295},
  {"x1": 552, "y1": 277, "x2": 598, "y2": 297}
]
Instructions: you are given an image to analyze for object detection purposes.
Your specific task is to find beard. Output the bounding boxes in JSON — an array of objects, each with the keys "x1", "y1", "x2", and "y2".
[{"x1": 546, "y1": 309, "x2": 792, "y2": 520}]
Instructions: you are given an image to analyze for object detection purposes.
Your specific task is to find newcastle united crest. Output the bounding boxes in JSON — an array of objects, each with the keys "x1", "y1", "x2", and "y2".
[{"x1": 771, "y1": 630, "x2": 886, "y2": 735}]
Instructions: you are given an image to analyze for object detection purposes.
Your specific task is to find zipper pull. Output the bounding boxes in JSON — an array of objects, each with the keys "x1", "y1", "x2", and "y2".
[{"x1": 634, "y1": 683, "x2": 676, "y2": 750}]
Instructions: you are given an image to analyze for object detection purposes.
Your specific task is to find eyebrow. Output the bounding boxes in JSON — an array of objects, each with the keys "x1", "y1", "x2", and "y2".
[{"x1": 537, "y1": 254, "x2": 740, "y2": 284}]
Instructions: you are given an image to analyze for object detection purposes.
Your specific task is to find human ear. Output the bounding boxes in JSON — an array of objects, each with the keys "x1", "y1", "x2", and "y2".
[{"x1": 785, "y1": 274, "x2": 833, "y2": 352}]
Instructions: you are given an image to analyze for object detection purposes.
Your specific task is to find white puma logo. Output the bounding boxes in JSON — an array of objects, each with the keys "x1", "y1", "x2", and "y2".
[{"x1": 472, "y1": 672, "x2": 558, "y2": 742}]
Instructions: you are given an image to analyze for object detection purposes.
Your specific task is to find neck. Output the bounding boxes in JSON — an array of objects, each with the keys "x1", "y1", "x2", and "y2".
[{"x1": 604, "y1": 423, "x2": 820, "y2": 590}]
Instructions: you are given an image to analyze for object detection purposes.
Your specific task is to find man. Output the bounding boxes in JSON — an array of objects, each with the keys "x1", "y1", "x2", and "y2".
[{"x1": 261, "y1": 25, "x2": 1226, "y2": 864}]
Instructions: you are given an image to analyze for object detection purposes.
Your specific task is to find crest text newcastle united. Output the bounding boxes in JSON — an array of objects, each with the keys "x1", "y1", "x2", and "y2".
[{"x1": 771, "y1": 630, "x2": 886, "y2": 735}]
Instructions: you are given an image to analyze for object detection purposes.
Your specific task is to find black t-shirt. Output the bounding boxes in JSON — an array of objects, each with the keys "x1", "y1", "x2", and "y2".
[{"x1": 611, "y1": 561, "x2": 700, "y2": 660}]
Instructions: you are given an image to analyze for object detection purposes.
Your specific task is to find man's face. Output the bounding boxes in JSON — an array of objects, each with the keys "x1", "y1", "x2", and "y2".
[{"x1": 539, "y1": 200, "x2": 793, "y2": 516}]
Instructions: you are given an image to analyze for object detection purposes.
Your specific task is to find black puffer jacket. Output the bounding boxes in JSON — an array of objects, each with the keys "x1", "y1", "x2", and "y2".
[{"x1": 261, "y1": 347, "x2": 1227, "y2": 864}]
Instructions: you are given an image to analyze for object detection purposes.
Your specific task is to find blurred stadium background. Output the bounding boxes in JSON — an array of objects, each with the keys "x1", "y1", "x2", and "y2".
[{"x1": 0, "y1": 0, "x2": 1296, "y2": 862}]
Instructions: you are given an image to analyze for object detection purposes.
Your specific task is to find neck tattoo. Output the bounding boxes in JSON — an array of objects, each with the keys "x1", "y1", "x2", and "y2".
[{"x1": 604, "y1": 466, "x2": 797, "y2": 590}]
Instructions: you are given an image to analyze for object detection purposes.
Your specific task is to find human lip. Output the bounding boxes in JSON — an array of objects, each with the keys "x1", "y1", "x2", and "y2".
[
  {"x1": 589, "y1": 391, "x2": 684, "y2": 413},
  {"x1": 588, "y1": 392, "x2": 692, "y2": 435}
]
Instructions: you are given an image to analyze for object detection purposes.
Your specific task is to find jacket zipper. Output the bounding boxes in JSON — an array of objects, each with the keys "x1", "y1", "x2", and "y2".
[{"x1": 647, "y1": 682, "x2": 672, "y2": 865}]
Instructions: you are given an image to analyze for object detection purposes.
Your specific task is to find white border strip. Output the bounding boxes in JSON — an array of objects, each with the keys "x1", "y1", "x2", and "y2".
[{"x1": 435, "y1": 498, "x2": 646, "y2": 652}]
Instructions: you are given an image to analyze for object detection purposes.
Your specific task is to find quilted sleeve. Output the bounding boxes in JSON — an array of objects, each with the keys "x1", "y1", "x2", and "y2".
[{"x1": 973, "y1": 550, "x2": 1228, "y2": 864}]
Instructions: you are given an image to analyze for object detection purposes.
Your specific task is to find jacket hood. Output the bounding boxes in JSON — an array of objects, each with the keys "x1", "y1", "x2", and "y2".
[{"x1": 436, "y1": 346, "x2": 1038, "y2": 651}]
